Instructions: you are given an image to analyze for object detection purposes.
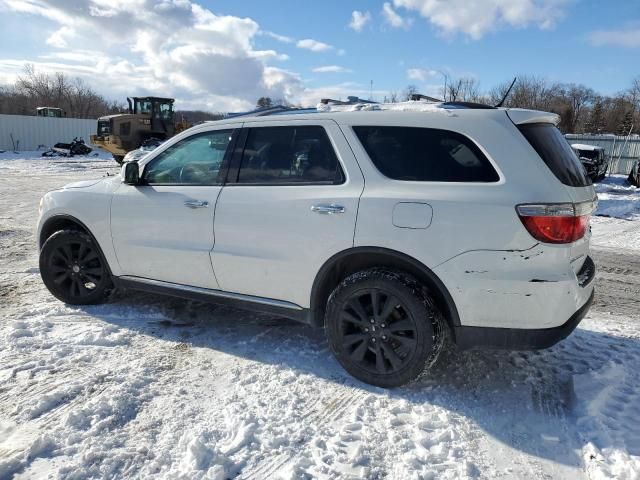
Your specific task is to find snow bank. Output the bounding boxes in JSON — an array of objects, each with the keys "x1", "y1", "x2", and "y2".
[
  {"x1": 0, "y1": 148, "x2": 112, "y2": 162},
  {"x1": 595, "y1": 175, "x2": 640, "y2": 220},
  {"x1": 573, "y1": 361, "x2": 640, "y2": 479}
]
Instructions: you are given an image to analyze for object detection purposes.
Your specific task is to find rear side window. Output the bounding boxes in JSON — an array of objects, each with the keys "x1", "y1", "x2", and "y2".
[
  {"x1": 237, "y1": 126, "x2": 344, "y2": 184},
  {"x1": 352, "y1": 126, "x2": 499, "y2": 182},
  {"x1": 518, "y1": 124, "x2": 591, "y2": 187}
]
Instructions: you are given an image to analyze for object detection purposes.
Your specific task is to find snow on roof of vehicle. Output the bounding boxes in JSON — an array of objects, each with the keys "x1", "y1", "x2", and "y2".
[
  {"x1": 225, "y1": 98, "x2": 497, "y2": 120},
  {"x1": 315, "y1": 100, "x2": 455, "y2": 115},
  {"x1": 571, "y1": 143, "x2": 604, "y2": 151},
  {"x1": 213, "y1": 99, "x2": 559, "y2": 128}
]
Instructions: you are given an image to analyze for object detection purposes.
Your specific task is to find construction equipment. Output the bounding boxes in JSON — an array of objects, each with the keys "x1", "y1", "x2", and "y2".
[
  {"x1": 90, "y1": 97, "x2": 176, "y2": 164},
  {"x1": 41, "y1": 137, "x2": 92, "y2": 157}
]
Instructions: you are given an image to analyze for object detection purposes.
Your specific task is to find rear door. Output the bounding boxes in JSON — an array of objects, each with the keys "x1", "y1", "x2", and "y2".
[
  {"x1": 211, "y1": 120, "x2": 364, "y2": 307},
  {"x1": 110, "y1": 127, "x2": 237, "y2": 288}
]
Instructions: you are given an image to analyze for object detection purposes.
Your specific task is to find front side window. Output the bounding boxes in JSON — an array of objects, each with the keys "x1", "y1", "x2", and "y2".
[
  {"x1": 143, "y1": 130, "x2": 233, "y2": 185},
  {"x1": 353, "y1": 126, "x2": 499, "y2": 182},
  {"x1": 237, "y1": 126, "x2": 344, "y2": 184},
  {"x1": 136, "y1": 100, "x2": 152, "y2": 114},
  {"x1": 159, "y1": 102, "x2": 173, "y2": 120}
]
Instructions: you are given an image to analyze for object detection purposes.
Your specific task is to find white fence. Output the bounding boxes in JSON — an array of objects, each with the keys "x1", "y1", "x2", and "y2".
[
  {"x1": 565, "y1": 134, "x2": 640, "y2": 175},
  {"x1": 0, "y1": 114, "x2": 96, "y2": 151}
]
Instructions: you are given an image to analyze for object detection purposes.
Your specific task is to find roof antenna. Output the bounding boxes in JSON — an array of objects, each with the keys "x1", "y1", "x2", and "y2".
[{"x1": 495, "y1": 77, "x2": 517, "y2": 108}]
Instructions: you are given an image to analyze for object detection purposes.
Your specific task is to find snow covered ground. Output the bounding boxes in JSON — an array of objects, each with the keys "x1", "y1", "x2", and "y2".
[{"x1": 1, "y1": 156, "x2": 639, "y2": 479}]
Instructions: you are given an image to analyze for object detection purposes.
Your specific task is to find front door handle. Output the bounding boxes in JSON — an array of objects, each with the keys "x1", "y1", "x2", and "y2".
[
  {"x1": 184, "y1": 200, "x2": 209, "y2": 209},
  {"x1": 311, "y1": 204, "x2": 345, "y2": 215}
]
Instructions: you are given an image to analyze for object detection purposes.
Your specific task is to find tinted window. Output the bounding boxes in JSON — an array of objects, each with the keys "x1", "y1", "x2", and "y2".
[
  {"x1": 519, "y1": 124, "x2": 591, "y2": 187},
  {"x1": 353, "y1": 126, "x2": 499, "y2": 182},
  {"x1": 144, "y1": 130, "x2": 232, "y2": 185},
  {"x1": 237, "y1": 126, "x2": 344, "y2": 184}
]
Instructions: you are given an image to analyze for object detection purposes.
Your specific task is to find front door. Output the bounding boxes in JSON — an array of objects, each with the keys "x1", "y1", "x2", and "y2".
[
  {"x1": 111, "y1": 128, "x2": 236, "y2": 289},
  {"x1": 211, "y1": 120, "x2": 365, "y2": 307}
]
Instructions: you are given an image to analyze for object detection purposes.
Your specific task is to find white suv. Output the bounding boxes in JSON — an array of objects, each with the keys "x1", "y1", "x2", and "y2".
[{"x1": 37, "y1": 101, "x2": 597, "y2": 387}]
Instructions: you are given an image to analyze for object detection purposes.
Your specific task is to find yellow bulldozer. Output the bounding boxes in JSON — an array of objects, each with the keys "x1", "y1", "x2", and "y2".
[{"x1": 91, "y1": 97, "x2": 189, "y2": 164}]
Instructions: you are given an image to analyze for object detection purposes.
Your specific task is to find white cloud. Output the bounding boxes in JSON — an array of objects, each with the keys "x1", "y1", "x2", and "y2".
[
  {"x1": 46, "y1": 26, "x2": 75, "y2": 48},
  {"x1": 392, "y1": 0, "x2": 571, "y2": 39},
  {"x1": 261, "y1": 30, "x2": 295, "y2": 44},
  {"x1": 349, "y1": 10, "x2": 372, "y2": 32},
  {"x1": 296, "y1": 38, "x2": 334, "y2": 52},
  {"x1": 382, "y1": 2, "x2": 412, "y2": 29},
  {"x1": 0, "y1": 0, "x2": 309, "y2": 111},
  {"x1": 589, "y1": 26, "x2": 640, "y2": 48},
  {"x1": 312, "y1": 65, "x2": 353, "y2": 73},
  {"x1": 407, "y1": 68, "x2": 437, "y2": 82}
]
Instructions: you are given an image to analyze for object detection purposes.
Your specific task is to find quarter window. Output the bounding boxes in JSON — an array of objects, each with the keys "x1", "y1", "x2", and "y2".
[
  {"x1": 520, "y1": 124, "x2": 591, "y2": 187},
  {"x1": 237, "y1": 126, "x2": 344, "y2": 184},
  {"x1": 353, "y1": 126, "x2": 499, "y2": 182},
  {"x1": 143, "y1": 130, "x2": 233, "y2": 185}
]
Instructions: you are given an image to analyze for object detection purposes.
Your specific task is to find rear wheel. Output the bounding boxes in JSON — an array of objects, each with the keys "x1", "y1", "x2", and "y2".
[
  {"x1": 39, "y1": 230, "x2": 112, "y2": 305},
  {"x1": 325, "y1": 269, "x2": 446, "y2": 388}
]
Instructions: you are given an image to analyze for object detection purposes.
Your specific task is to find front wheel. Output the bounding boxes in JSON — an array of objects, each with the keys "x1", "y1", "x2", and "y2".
[
  {"x1": 39, "y1": 230, "x2": 113, "y2": 305},
  {"x1": 325, "y1": 269, "x2": 447, "y2": 388}
]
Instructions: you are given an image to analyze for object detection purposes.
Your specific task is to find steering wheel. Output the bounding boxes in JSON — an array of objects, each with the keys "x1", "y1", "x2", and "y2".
[{"x1": 179, "y1": 164, "x2": 199, "y2": 183}]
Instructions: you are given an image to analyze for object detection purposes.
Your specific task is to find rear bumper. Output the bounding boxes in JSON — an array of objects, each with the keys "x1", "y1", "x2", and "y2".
[
  {"x1": 454, "y1": 288, "x2": 594, "y2": 350},
  {"x1": 434, "y1": 245, "x2": 596, "y2": 330}
]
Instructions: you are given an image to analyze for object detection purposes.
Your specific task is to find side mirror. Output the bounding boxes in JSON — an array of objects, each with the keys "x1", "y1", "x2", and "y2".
[{"x1": 122, "y1": 161, "x2": 140, "y2": 185}]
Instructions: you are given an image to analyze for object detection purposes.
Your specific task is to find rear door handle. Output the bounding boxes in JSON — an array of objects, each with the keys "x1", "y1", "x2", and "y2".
[
  {"x1": 311, "y1": 204, "x2": 345, "y2": 215},
  {"x1": 184, "y1": 200, "x2": 209, "y2": 209}
]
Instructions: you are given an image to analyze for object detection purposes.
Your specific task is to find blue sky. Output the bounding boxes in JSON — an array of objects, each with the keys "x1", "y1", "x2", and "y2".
[{"x1": 0, "y1": 0, "x2": 638, "y2": 111}]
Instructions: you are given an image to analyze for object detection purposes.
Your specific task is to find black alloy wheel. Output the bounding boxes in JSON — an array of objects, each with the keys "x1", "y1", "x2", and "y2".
[
  {"x1": 339, "y1": 288, "x2": 418, "y2": 375},
  {"x1": 325, "y1": 269, "x2": 445, "y2": 388},
  {"x1": 40, "y1": 230, "x2": 112, "y2": 305}
]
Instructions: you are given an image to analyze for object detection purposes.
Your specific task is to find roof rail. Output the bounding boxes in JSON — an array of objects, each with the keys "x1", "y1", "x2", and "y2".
[
  {"x1": 441, "y1": 101, "x2": 496, "y2": 110},
  {"x1": 410, "y1": 94, "x2": 442, "y2": 102},
  {"x1": 320, "y1": 96, "x2": 378, "y2": 105},
  {"x1": 225, "y1": 105, "x2": 297, "y2": 119}
]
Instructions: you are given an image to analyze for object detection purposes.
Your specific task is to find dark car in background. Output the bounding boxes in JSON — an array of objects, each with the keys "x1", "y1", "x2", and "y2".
[
  {"x1": 628, "y1": 160, "x2": 640, "y2": 187},
  {"x1": 571, "y1": 144, "x2": 610, "y2": 182}
]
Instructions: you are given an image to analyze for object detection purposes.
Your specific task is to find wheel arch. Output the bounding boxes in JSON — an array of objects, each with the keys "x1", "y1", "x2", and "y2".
[
  {"x1": 39, "y1": 214, "x2": 93, "y2": 250},
  {"x1": 310, "y1": 247, "x2": 460, "y2": 335},
  {"x1": 38, "y1": 215, "x2": 113, "y2": 276}
]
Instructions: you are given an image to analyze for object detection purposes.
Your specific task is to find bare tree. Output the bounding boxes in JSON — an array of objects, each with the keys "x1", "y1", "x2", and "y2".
[
  {"x1": 402, "y1": 85, "x2": 419, "y2": 101},
  {"x1": 384, "y1": 91, "x2": 399, "y2": 103},
  {"x1": 1, "y1": 64, "x2": 124, "y2": 118},
  {"x1": 446, "y1": 77, "x2": 481, "y2": 102}
]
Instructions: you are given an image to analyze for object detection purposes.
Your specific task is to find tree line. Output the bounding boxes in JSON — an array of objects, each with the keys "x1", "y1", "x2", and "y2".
[
  {"x1": 385, "y1": 74, "x2": 640, "y2": 135},
  {"x1": 0, "y1": 65, "x2": 124, "y2": 119},
  {"x1": 2, "y1": 65, "x2": 638, "y2": 135}
]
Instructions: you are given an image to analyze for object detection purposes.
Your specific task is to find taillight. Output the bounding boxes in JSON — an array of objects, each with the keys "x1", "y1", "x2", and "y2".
[{"x1": 517, "y1": 200, "x2": 596, "y2": 244}]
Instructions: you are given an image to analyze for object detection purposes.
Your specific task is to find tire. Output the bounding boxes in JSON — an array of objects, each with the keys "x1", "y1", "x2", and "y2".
[
  {"x1": 113, "y1": 155, "x2": 124, "y2": 165},
  {"x1": 325, "y1": 268, "x2": 447, "y2": 388},
  {"x1": 39, "y1": 230, "x2": 113, "y2": 305}
]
